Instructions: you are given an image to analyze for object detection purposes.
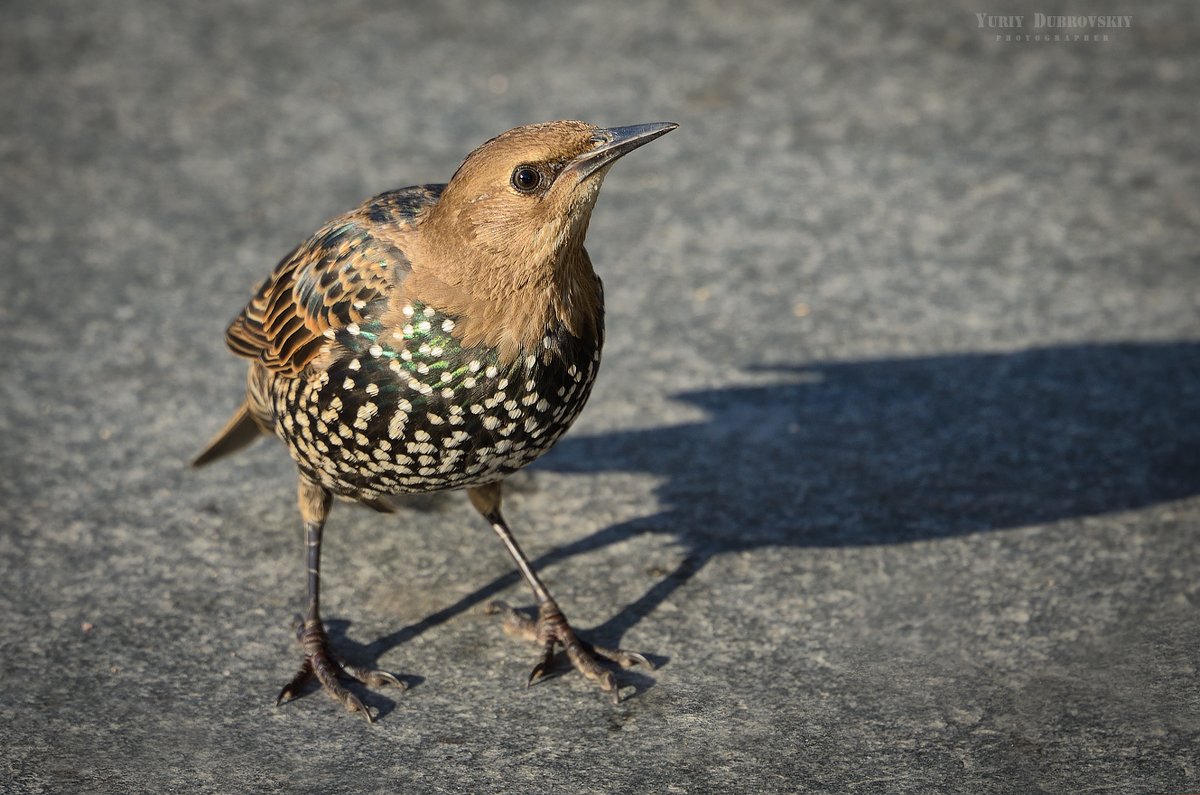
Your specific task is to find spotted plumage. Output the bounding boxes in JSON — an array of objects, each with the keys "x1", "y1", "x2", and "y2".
[
  {"x1": 196, "y1": 121, "x2": 676, "y2": 721},
  {"x1": 273, "y1": 293, "x2": 601, "y2": 499}
]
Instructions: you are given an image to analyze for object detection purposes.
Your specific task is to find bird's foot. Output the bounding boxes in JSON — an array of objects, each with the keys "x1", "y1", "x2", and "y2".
[
  {"x1": 276, "y1": 615, "x2": 404, "y2": 722},
  {"x1": 486, "y1": 599, "x2": 653, "y2": 704}
]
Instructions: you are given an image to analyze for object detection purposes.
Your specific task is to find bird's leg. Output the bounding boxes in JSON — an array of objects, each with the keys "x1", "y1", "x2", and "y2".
[
  {"x1": 276, "y1": 477, "x2": 403, "y2": 721},
  {"x1": 468, "y1": 483, "x2": 652, "y2": 704}
]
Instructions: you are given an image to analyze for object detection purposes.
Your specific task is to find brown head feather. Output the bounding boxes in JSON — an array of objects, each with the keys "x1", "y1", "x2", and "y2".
[{"x1": 389, "y1": 121, "x2": 612, "y2": 362}]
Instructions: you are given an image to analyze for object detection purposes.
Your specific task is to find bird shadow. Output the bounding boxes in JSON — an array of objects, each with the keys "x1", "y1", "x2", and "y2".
[{"x1": 327, "y1": 340, "x2": 1200, "y2": 711}]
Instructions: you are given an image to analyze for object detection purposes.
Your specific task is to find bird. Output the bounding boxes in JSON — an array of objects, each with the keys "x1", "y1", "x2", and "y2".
[{"x1": 194, "y1": 120, "x2": 677, "y2": 721}]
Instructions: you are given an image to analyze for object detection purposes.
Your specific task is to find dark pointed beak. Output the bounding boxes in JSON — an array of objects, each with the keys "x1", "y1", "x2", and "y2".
[{"x1": 562, "y1": 122, "x2": 678, "y2": 181}]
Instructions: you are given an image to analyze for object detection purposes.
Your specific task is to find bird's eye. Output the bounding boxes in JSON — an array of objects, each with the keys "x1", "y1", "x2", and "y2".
[{"x1": 511, "y1": 165, "x2": 542, "y2": 194}]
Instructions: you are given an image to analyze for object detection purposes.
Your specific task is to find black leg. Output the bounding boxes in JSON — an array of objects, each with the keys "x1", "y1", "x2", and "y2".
[
  {"x1": 276, "y1": 477, "x2": 403, "y2": 721},
  {"x1": 468, "y1": 482, "x2": 652, "y2": 703}
]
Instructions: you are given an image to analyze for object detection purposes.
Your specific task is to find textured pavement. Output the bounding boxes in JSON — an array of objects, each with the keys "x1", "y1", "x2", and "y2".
[{"x1": 2, "y1": 2, "x2": 1199, "y2": 793}]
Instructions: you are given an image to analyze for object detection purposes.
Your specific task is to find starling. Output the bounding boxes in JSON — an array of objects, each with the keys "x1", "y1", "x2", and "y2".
[{"x1": 195, "y1": 120, "x2": 677, "y2": 720}]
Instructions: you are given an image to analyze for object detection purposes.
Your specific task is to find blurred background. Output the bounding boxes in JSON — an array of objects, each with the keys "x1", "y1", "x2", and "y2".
[{"x1": 2, "y1": 1, "x2": 1198, "y2": 792}]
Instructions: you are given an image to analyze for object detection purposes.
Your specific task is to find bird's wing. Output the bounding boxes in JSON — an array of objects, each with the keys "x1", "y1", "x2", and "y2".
[{"x1": 225, "y1": 185, "x2": 443, "y2": 377}]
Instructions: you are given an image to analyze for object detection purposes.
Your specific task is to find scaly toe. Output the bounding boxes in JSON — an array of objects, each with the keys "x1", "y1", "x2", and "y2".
[
  {"x1": 591, "y1": 644, "x2": 654, "y2": 670},
  {"x1": 276, "y1": 659, "x2": 314, "y2": 706},
  {"x1": 343, "y1": 664, "x2": 405, "y2": 690},
  {"x1": 341, "y1": 690, "x2": 374, "y2": 723},
  {"x1": 486, "y1": 600, "x2": 539, "y2": 642},
  {"x1": 526, "y1": 642, "x2": 557, "y2": 687}
]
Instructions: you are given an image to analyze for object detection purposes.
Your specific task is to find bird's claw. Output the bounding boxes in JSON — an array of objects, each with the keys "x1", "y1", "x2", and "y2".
[
  {"x1": 276, "y1": 658, "x2": 313, "y2": 706},
  {"x1": 591, "y1": 645, "x2": 654, "y2": 670},
  {"x1": 486, "y1": 599, "x2": 652, "y2": 703},
  {"x1": 342, "y1": 663, "x2": 406, "y2": 691},
  {"x1": 527, "y1": 643, "x2": 556, "y2": 687},
  {"x1": 276, "y1": 617, "x2": 402, "y2": 722}
]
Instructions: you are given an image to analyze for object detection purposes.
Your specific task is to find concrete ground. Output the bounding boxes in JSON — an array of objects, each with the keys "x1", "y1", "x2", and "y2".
[{"x1": 2, "y1": 1, "x2": 1198, "y2": 792}]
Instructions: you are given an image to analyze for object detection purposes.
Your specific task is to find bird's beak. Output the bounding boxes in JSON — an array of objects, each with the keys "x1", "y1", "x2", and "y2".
[{"x1": 561, "y1": 122, "x2": 678, "y2": 182}]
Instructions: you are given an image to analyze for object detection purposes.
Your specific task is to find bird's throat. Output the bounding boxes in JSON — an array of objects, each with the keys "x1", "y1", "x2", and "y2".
[{"x1": 390, "y1": 234, "x2": 601, "y2": 367}]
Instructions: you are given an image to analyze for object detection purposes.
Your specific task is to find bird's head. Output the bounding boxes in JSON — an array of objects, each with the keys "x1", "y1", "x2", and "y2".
[
  {"x1": 412, "y1": 120, "x2": 676, "y2": 356},
  {"x1": 429, "y1": 120, "x2": 676, "y2": 267}
]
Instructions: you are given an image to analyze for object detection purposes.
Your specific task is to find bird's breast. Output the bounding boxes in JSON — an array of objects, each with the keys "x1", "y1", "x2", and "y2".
[{"x1": 271, "y1": 299, "x2": 602, "y2": 500}]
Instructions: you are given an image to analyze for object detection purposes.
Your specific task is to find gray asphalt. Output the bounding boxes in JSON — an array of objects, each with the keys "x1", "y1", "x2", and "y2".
[{"x1": 2, "y1": 2, "x2": 1198, "y2": 793}]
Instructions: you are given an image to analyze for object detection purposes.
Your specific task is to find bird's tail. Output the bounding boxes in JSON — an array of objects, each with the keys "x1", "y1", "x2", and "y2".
[{"x1": 193, "y1": 401, "x2": 266, "y2": 467}]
